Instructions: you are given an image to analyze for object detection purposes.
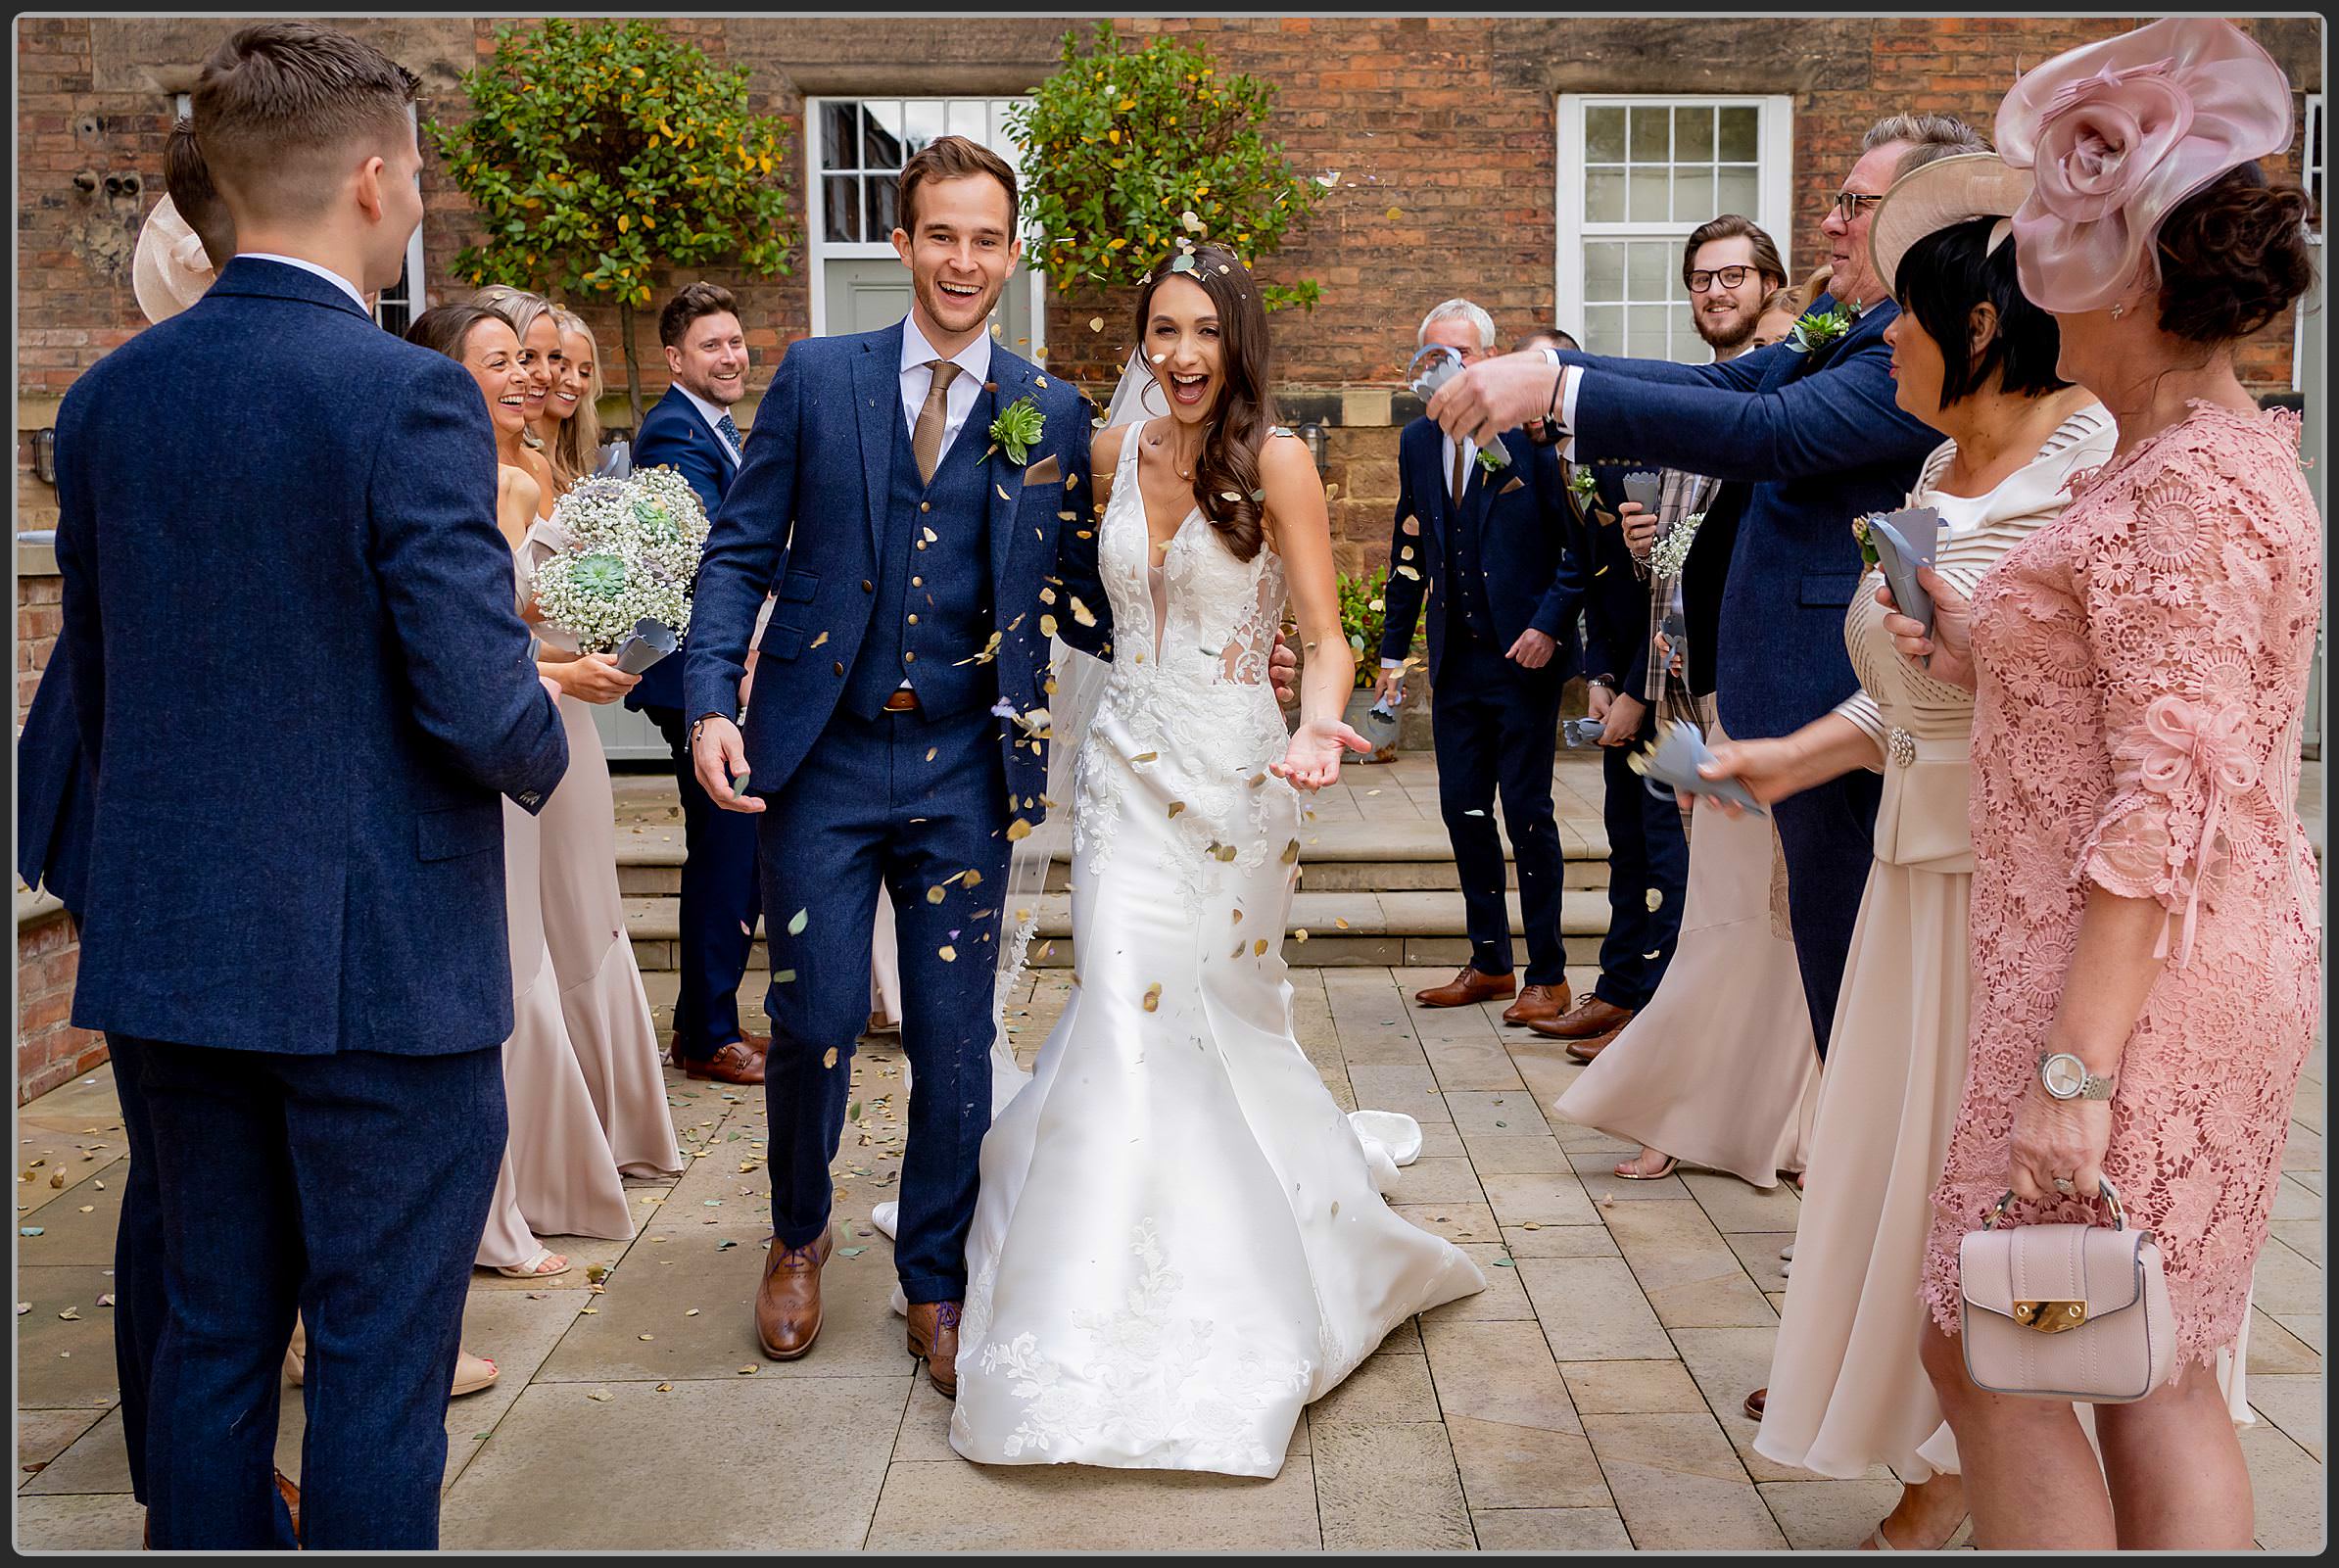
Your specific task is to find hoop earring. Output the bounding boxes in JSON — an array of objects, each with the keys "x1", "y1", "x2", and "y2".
[{"x1": 1140, "y1": 376, "x2": 1170, "y2": 418}]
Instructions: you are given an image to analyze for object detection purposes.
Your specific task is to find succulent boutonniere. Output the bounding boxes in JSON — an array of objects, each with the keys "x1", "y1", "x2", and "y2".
[
  {"x1": 1567, "y1": 465, "x2": 1599, "y2": 501},
  {"x1": 1851, "y1": 513, "x2": 1881, "y2": 569},
  {"x1": 990, "y1": 396, "x2": 1046, "y2": 466},
  {"x1": 1475, "y1": 446, "x2": 1506, "y2": 476},
  {"x1": 1787, "y1": 307, "x2": 1853, "y2": 355}
]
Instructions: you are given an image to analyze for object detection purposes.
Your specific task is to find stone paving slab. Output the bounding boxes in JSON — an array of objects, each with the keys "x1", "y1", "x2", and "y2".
[{"x1": 14, "y1": 962, "x2": 2323, "y2": 1550}]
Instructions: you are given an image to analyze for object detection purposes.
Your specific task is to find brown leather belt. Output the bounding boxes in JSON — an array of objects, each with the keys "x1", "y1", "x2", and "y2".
[{"x1": 882, "y1": 689, "x2": 922, "y2": 713}]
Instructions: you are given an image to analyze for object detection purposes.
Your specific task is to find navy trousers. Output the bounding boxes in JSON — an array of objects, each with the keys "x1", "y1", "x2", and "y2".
[
  {"x1": 1770, "y1": 768, "x2": 1882, "y2": 1059},
  {"x1": 1430, "y1": 630, "x2": 1570, "y2": 987},
  {"x1": 647, "y1": 704, "x2": 765, "y2": 1058},
  {"x1": 125, "y1": 1038, "x2": 504, "y2": 1550},
  {"x1": 758, "y1": 704, "x2": 1008, "y2": 1304},
  {"x1": 1596, "y1": 740, "x2": 1690, "y2": 1011}
]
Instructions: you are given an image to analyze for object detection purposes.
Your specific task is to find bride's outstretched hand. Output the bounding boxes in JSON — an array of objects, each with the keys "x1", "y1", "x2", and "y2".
[{"x1": 1273, "y1": 718, "x2": 1371, "y2": 791}]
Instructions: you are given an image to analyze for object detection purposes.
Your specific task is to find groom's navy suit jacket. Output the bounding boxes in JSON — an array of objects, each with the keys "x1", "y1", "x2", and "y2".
[
  {"x1": 685, "y1": 320, "x2": 1112, "y2": 822},
  {"x1": 1559, "y1": 295, "x2": 1938, "y2": 740},
  {"x1": 53, "y1": 258, "x2": 569, "y2": 1057}
]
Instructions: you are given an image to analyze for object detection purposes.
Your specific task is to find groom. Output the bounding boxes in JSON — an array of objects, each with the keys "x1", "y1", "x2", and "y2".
[{"x1": 687, "y1": 135, "x2": 1110, "y2": 1396}]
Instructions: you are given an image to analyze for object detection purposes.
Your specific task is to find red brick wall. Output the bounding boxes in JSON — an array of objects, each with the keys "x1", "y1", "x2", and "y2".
[
  {"x1": 14, "y1": 15, "x2": 2318, "y2": 403},
  {"x1": 17, "y1": 911, "x2": 107, "y2": 1106}
]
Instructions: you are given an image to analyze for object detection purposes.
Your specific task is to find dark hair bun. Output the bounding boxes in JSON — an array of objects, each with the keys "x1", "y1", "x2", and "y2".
[{"x1": 2155, "y1": 164, "x2": 2317, "y2": 345}]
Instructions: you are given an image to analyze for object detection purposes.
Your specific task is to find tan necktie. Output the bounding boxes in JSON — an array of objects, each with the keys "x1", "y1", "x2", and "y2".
[
  {"x1": 912, "y1": 359, "x2": 962, "y2": 485},
  {"x1": 1450, "y1": 440, "x2": 1469, "y2": 508}
]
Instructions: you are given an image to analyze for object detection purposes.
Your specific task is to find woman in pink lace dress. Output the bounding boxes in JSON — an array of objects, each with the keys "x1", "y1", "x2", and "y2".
[{"x1": 1897, "y1": 21, "x2": 2319, "y2": 1549}]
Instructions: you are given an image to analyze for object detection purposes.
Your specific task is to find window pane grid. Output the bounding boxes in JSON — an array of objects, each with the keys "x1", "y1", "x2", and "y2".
[
  {"x1": 817, "y1": 95, "x2": 1033, "y2": 247},
  {"x1": 1573, "y1": 97, "x2": 1776, "y2": 362}
]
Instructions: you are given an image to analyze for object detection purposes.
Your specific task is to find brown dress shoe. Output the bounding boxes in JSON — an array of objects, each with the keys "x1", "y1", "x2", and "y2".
[
  {"x1": 1529, "y1": 995, "x2": 1636, "y2": 1060},
  {"x1": 1413, "y1": 966, "x2": 1517, "y2": 1008},
  {"x1": 274, "y1": 1468, "x2": 302, "y2": 1545},
  {"x1": 1501, "y1": 981, "x2": 1573, "y2": 1026},
  {"x1": 1743, "y1": 1387, "x2": 1767, "y2": 1421},
  {"x1": 755, "y1": 1228, "x2": 835, "y2": 1358},
  {"x1": 906, "y1": 1300, "x2": 964, "y2": 1399},
  {"x1": 670, "y1": 1036, "x2": 769, "y2": 1086}
]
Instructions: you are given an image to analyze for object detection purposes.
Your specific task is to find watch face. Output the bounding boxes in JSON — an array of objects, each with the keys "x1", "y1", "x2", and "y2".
[{"x1": 2042, "y1": 1054, "x2": 2085, "y2": 1098}]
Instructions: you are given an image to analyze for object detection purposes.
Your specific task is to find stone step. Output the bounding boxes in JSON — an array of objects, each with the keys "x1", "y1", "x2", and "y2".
[
  {"x1": 612, "y1": 816, "x2": 1614, "y2": 898},
  {"x1": 623, "y1": 887, "x2": 1616, "y2": 973}
]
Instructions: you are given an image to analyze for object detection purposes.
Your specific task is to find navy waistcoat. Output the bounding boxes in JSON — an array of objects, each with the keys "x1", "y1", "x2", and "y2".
[{"x1": 842, "y1": 409, "x2": 996, "y2": 721}]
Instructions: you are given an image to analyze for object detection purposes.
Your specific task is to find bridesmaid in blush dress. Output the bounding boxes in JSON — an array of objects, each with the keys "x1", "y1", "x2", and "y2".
[
  {"x1": 515, "y1": 299, "x2": 686, "y2": 1184},
  {"x1": 407, "y1": 302, "x2": 641, "y2": 1278}
]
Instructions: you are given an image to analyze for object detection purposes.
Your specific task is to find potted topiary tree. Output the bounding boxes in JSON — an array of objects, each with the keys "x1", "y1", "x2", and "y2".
[
  {"x1": 1010, "y1": 20, "x2": 1322, "y2": 394},
  {"x1": 428, "y1": 17, "x2": 795, "y2": 429}
]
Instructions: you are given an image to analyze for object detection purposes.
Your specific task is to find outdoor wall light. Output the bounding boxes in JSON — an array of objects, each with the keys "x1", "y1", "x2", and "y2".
[
  {"x1": 33, "y1": 429, "x2": 57, "y2": 486},
  {"x1": 1297, "y1": 420, "x2": 1327, "y2": 476},
  {"x1": 102, "y1": 172, "x2": 142, "y2": 200}
]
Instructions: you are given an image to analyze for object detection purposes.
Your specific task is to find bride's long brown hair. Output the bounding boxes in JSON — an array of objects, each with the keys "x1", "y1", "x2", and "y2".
[{"x1": 1132, "y1": 245, "x2": 1273, "y2": 563}]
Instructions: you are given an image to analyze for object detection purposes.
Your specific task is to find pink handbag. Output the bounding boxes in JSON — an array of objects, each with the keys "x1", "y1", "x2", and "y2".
[{"x1": 1958, "y1": 1177, "x2": 2175, "y2": 1402}]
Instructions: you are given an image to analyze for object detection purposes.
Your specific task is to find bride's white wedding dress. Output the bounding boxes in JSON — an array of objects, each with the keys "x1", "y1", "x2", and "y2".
[{"x1": 944, "y1": 429, "x2": 1484, "y2": 1478}]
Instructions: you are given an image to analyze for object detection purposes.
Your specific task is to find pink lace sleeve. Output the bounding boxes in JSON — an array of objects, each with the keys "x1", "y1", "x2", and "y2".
[{"x1": 2073, "y1": 451, "x2": 2279, "y2": 964}]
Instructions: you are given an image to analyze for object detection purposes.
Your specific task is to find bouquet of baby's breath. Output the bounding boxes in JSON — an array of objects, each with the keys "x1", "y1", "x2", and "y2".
[{"x1": 531, "y1": 465, "x2": 710, "y2": 652}]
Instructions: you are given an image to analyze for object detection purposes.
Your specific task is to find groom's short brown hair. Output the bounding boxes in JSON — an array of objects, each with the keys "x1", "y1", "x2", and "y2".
[
  {"x1": 193, "y1": 21, "x2": 419, "y2": 225},
  {"x1": 898, "y1": 135, "x2": 1019, "y2": 233}
]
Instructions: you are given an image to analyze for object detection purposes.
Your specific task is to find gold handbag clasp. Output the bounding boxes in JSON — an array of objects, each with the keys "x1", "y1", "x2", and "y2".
[{"x1": 2010, "y1": 1300, "x2": 2089, "y2": 1333}]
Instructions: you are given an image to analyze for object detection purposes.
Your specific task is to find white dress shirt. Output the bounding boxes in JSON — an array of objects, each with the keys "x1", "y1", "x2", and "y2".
[
  {"x1": 675, "y1": 382, "x2": 743, "y2": 466},
  {"x1": 898, "y1": 313, "x2": 991, "y2": 464},
  {"x1": 235, "y1": 252, "x2": 367, "y2": 311}
]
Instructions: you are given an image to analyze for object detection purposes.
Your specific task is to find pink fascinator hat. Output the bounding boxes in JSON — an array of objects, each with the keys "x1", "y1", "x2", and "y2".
[
  {"x1": 1996, "y1": 16, "x2": 2294, "y2": 315},
  {"x1": 131, "y1": 194, "x2": 218, "y2": 324}
]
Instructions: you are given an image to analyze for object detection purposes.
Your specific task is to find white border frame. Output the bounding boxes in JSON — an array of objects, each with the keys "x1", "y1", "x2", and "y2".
[
  {"x1": 1554, "y1": 93, "x2": 1794, "y2": 356},
  {"x1": 803, "y1": 94, "x2": 1045, "y2": 356}
]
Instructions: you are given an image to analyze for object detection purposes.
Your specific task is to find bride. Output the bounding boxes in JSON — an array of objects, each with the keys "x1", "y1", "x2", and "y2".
[{"x1": 942, "y1": 246, "x2": 1486, "y2": 1478}]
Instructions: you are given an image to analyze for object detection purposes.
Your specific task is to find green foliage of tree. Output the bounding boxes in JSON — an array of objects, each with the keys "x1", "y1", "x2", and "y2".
[
  {"x1": 427, "y1": 17, "x2": 794, "y2": 424},
  {"x1": 1010, "y1": 22, "x2": 1322, "y2": 313},
  {"x1": 1337, "y1": 566, "x2": 1389, "y2": 689}
]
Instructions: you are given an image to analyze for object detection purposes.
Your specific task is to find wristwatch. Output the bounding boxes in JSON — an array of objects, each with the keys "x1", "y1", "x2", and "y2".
[{"x1": 2037, "y1": 1051, "x2": 2117, "y2": 1101}]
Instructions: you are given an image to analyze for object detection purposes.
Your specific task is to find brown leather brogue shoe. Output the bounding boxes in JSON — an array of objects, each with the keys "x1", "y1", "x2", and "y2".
[
  {"x1": 669, "y1": 1034, "x2": 769, "y2": 1086},
  {"x1": 1530, "y1": 995, "x2": 1636, "y2": 1060},
  {"x1": 755, "y1": 1228, "x2": 834, "y2": 1359},
  {"x1": 274, "y1": 1469, "x2": 302, "y2": 1545},
  {"x1": 906, "y1": 1300, "x2": 963, "y2": 1400},
  {"x1": 1413, "y1": 967, "x2": 1517, "y2": 1008},
  {"x1": 1742, "y1": 1387, "x2": 1767, "y2": 1421},
  {"x1": 1502, "y1": 981, "x2": 1573, "y2": 1026}
]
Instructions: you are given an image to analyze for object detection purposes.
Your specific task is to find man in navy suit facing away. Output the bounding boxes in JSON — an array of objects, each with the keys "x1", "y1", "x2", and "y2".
[
  {"x1": 52, "y1": 22, "x2": 567, "y2": 1548},
  {"x1": 630, "y1": 283, "x2": 769, "y2": 1086}
]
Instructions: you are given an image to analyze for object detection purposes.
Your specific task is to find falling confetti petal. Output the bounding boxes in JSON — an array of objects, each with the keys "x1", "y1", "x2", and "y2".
[
  {"x1": 1647, "y1": 888, "x2": 1664, "y2": 910},
  {"x1": 787, "y1": 909, "x2": 809, "y2": 935}
]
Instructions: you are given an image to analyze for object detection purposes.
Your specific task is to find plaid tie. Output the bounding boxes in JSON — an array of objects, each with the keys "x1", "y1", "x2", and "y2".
[{"x1": 715, "y1": 410, "x2": 743, "y2": 459}]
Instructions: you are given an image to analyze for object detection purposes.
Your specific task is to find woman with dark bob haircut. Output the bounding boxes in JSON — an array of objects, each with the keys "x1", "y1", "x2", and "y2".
[
  {"x1": 1888, "y1": 20, "x2": 2317, "y2": 1549},
  {"x1": 1705, "y1": 151, "x2": 2117, "y2": 1549}
]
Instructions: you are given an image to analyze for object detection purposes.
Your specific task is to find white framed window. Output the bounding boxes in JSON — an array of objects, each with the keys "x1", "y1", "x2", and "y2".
[
  {"x1": 1555, "y1": 94, "x2": 1794, "y2": 362},
  {"x1": 2294, "y1": 94, "x2": 2320, "y2": 391},
  {"x1": 172, "y1": 91, "x2": 424, "y2": 334},
  {"x1": 803, "y1": 95, "x2": 1045, "y2": 357}
]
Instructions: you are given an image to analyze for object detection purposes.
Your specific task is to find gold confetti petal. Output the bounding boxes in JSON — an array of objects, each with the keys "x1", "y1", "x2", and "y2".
[{"x1": 1142, "y1": 983, "x2": 1163, "y2": 1013}]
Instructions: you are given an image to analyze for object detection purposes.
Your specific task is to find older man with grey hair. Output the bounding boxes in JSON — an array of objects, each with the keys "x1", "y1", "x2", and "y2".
[{"x1": 1377, "y1": 298, "x2": 1588, "y2": 1023}]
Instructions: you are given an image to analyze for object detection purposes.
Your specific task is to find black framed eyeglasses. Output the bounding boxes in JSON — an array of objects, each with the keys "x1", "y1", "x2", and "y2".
[
  {"x1": 1686, "y1": 265, "x2": 1755, "y2": 294},
  {"x1": 1831, "y1": 189, "x2": 1887, "y2": 222}
]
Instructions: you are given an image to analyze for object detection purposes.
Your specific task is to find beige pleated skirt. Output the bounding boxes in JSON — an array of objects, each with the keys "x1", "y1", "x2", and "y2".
[
  {"x1": 1551, "y1": 721, "x2": 1820, "y2": 1186},
  {"x1": 538, "y1": 693, "x2": 683, "y2": 1180},
  {"x1": 477, "y1": 789, "x2": 639, "y2": 1269}
]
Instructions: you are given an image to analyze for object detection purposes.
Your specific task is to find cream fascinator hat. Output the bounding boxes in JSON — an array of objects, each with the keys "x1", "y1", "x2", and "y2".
[
  {"x1": 131, "y1": 194, "x2": 218, "y2": 323},
  {"x1": 1868, "y1": 153, "x2": 2035, "y2": 301}
]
